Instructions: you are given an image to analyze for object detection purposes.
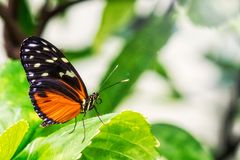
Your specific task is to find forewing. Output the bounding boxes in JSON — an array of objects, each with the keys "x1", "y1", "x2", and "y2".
[
  {"x1": 20, "y1": 36, "x2": 88, "y2": 126},
  {"x1": 20, "y1": 36, "x2": 88, "y2": 95}
]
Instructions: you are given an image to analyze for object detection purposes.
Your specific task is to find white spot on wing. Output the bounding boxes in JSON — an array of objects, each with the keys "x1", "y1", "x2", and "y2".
[
  {"x1": 61, "y1": 58, "x2": 68, "y2": 63},
  {"x1": 29, "y1": 55, "x2": 34, "y2": 59},
  {"x1": 46, "y1": 59, "x2": 54, "y2": 63},
  {"x1": 34, "y1": 63, "x2": 41, "y2": 68},
  {"x1": 41, "y1": 73, "x2": 49, "y2": 77},
  {"x1": 28, "y1": 72, "x2": 34, "y2": 77},
  {"x1": 28, "y1": 43, "x2": 38, "y2": 47},
  {"x1": 36, "y1": 50, "x2": 41, "y2": 53},
  {"x1": 41, "y1": 41, "x2": 47, "y2": 45},
  {"x1": 24, "y1": 49, "x2": 30, "y2": 52},
  {"x1": 52, "y1": 57, "x2": 58, "y2": 61},
  {"x1": 43, "y1": 47, "x2": 50, "y2": 51},
  {"x1": 65, "y1": 70, "x2": 75, "y2": 77},
  {"x1": 59, "y1": 72, "x2": 64, "y2": 77},
  {"x1": 36, "y1": 82, "x2": 42, "y2": 86},
  {"x1": 52, "y1": 47, "x2": 57, "y2": 52}
]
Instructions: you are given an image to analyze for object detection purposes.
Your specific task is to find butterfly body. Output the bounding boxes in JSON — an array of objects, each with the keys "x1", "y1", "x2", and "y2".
[{"x1": 20, "y1": 36, "x2": 99, "y2": 127}]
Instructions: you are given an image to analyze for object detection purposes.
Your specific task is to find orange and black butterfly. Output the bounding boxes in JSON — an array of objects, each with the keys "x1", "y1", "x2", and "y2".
[{"x1": 20, "y1": 36, "x2": 102, "y2": 130}]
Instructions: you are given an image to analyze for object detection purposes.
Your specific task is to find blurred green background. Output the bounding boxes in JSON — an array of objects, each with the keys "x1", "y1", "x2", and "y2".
[{"x1": 0, "y1": 0, "x2": 240, "y2": 159}]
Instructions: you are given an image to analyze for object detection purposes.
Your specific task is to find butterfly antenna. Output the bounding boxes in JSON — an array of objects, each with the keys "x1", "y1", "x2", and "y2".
[
  {"x1": 99, "y1": 79, "x2": 129, "y2": 93},
  {"x1": 94, "y1": 107, "x2": 104, "y2": 125},
  {"x1": 100, "y1": 65, "x2": 119, "y2": 90},
  {"x1": 69, "y1": 117, "x2": 78, "y2": 134}
]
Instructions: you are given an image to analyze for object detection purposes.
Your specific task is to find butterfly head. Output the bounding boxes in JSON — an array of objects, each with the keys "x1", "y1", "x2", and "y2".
[{"x1": 83, "y1": 92, "x2": 101, "y2": 112}]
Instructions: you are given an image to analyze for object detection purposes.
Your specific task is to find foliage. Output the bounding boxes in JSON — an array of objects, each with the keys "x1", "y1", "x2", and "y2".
[
  {"x1": 0, "y1": 120, "x2": 29, "y2": 160},
  {"x1": 11, "y1": 111, "x2": 158, "y2": 160},
  {"x1": 152, "y1": 123, "x2": 213, "y2": 160}
]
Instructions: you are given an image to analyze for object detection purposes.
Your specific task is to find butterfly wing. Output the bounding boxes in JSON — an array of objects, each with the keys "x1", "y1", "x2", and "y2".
[{"x1": 20, "y1": 36, "x2": 88, "y2": 126}]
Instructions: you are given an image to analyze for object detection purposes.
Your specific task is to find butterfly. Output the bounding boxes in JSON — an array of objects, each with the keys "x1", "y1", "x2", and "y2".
[{"x1": 20, "y1": 37, "x2": 102, "y2": 136}]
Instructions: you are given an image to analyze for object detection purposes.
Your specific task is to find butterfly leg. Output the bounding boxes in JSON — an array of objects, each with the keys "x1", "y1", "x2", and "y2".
[
  {"x1": 69, "y1": 117, "x2": 78, "y2": 134},
  {"x1": 82, "y1": 111, "x2": 87, "y2": 143},
  {"x1": 94, "y1": 106, "x2": 104, "y2": 125}
]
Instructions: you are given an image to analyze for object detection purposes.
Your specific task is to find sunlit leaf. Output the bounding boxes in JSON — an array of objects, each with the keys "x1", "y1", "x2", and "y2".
[
  {"x1": 0, "y1": 119, "x2": 29, "y2": 160},
  {"x1": 81, "y1": 111, "x2": 159, "y2": 160},
  {"x1": 152, "y1": 123, "x2": 213, "y2": 160},
  {"x1": 0, "y1": 60, "x2": 35, "y2": 130},
  {"x1": 93, "y1": 0, "x2": 135, "y2": 51},
  {"x1": 0, "y1": 60, "x2": 38, "y2": 124},
  {"x1": 15, "y1": 111, "x2": 158, "y2": 160},
  {"x1": 0, "y1": 61, "x2": 30, "y2": 109},
  {"x1": 15, "y1": 114, "x2": 113, "y2": 160},
  {"x1": 0, "y1": 61, "x2": 46, "y2": 156}
]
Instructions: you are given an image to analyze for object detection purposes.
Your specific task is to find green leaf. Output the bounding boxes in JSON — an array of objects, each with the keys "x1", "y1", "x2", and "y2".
[
  {"x1": 0, "y1": 61, "x2": 44, "y2": 156},
  {"x1": 0, "y1": 60, "x2": 85, "y2": 155},
  {"x1": 15, "y1": 114, "x2": 114, "y2": 160},
  {"x1": 15, "y1": 111, "x2": 158, "y2": 160},
  {"x1": 0, "y1": 60, "x2": 30, "y2": 110},
  {"x1": 81, "y1": 111, "x2": 159, "y2": 160},
  {"x1": 0, "y1": 105, "x2": 23, "y2": 134},
  {"x1": 0, "y1": 60, "x2": 39, "y2": 124},
  {"x1": 0, "y1": 60, "x2": 34, "y2": 132},
  {"x1": 180, "y1": 0, "x2": 239, "y2": 27},
  {"x1": 97, "y1": 14, "x2": 175, "y2": 113},
  {"x1": 17, "y1": 0, "x2": 35, "y2": 35},
  {"x1": 0, "y1": 119, "x2": 29, "y2": 160},
  {"x1": 152, "y1": 123, "x2": 213, "y2": 160},
  {"x1": 93, "y1": 0, "x2": 135, "y2": 51}
]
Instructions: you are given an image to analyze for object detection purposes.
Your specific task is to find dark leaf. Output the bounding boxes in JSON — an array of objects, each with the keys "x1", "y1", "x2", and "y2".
[{"x1": 152, "y1": 123, "x2": 213, "y2": 160}]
